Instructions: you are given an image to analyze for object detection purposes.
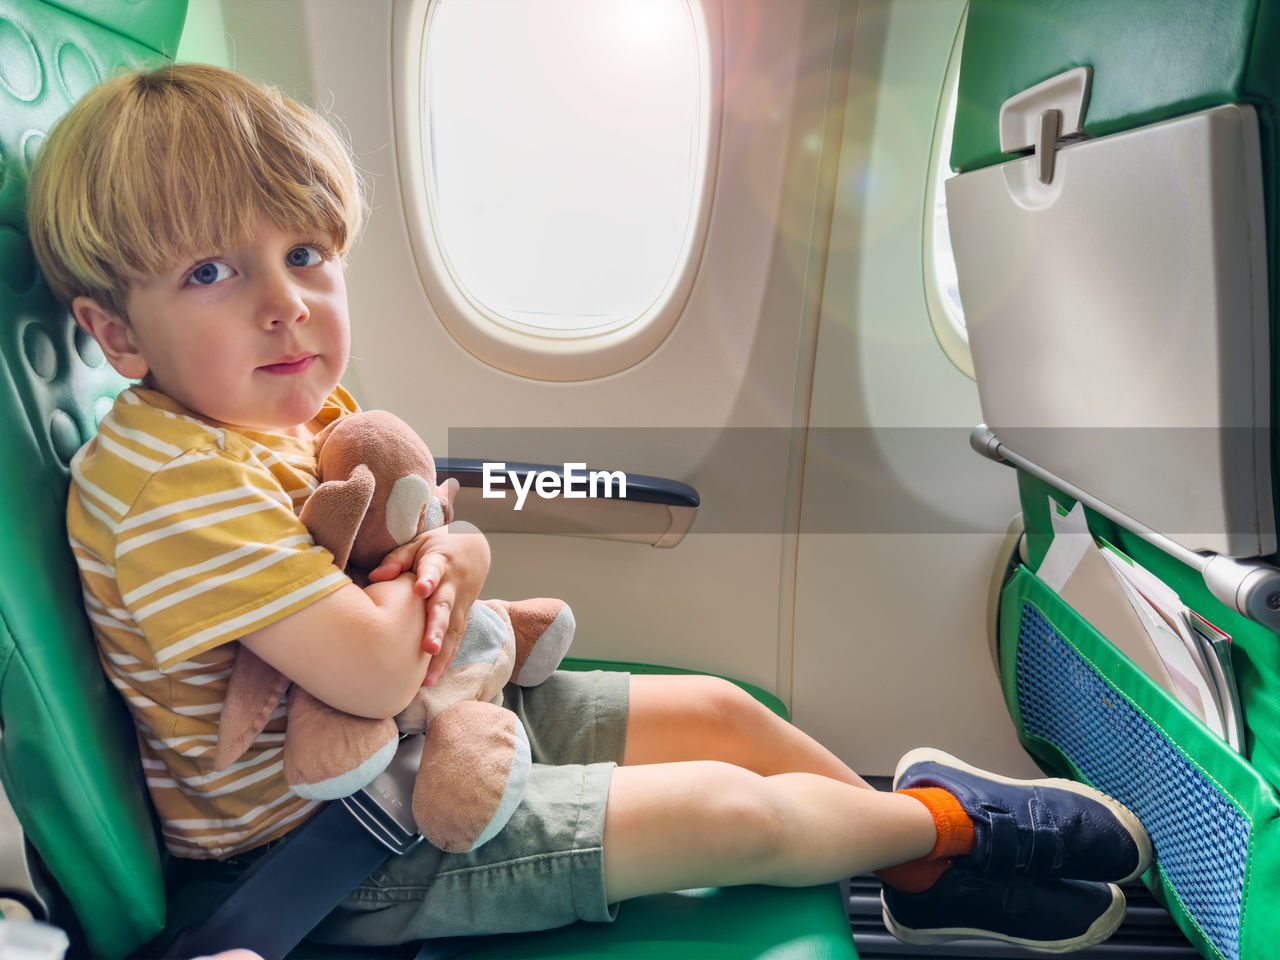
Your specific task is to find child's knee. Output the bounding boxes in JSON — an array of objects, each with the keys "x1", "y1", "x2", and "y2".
[
  {"x1": 687, "y1": 761, "x2": 789, "y2": 865},
  {"x1": 689, "y1": 675, "x2": 769, "y2": 729}
]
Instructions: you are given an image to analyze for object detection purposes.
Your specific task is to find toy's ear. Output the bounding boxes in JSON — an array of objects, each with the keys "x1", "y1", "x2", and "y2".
[
  {"x1": 301, "y1": 463, "x2": 376, "y2": 570},
  {"x1": 214, "y1": 648, "x2": 292, "y2": 771},
  {"x1": 385, "y1": 473, "x2": 436, "y2": 544}
]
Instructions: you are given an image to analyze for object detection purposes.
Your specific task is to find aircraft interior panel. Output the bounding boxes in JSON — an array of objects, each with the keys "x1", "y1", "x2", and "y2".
[
  {"x1": 232, "y1": 0, "x2": 861, "y2": 705},
  {"x1": 792, "y1": 0, "x2": 1032, "y2": 776},
  {"x1": 206, "y1": 0, "x2": 1034, "y2": 776}
]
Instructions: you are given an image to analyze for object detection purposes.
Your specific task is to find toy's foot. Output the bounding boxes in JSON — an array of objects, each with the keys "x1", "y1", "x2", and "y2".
[
  {"x1": 414, "y1": 700, "x2": 531, "y2": 853},
  {"x1": 506, "y1": 599, "x2": 575, "y2": 686},
  {"x1": 284, "y1": 688, "x2": 399, "y2": 800}
]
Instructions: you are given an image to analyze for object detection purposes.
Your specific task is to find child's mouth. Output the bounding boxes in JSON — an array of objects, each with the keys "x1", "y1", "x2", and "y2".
[{"x1": 259, "y1": 355, "x2": 317, "y2": 375}]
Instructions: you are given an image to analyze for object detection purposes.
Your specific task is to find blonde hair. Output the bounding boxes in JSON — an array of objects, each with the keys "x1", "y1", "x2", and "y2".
[{"x1": 27, "y1": 62, "x2": 364, "y2": 317}]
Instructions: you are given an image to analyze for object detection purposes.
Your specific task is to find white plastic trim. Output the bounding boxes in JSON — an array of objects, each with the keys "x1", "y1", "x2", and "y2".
[
  {"x1": 998, "y1": 66, "x2": 1091, "y2": 154},
  {"x1": 921, "y1": 6, "x2": 973, "y2": 379},
  {"x1": 391, "y1": 0, "x2": 722, "y2": 382}
]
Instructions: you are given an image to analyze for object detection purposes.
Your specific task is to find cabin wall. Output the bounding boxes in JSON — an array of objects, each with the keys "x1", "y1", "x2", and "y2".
[
  {"x1": 193, "y1": 0, "x2": 1035, "y2": 778},
  {"x1": 792, "y1": 0, "x2": 1033, "y2": 774}
]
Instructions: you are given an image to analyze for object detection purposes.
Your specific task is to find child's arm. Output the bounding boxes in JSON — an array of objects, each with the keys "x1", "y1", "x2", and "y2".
[
  {"x1": 239, "y1": 520, "x2": 490, "y2": 716},
  {"x1": 238, "y1": 573, "x2": 431, "y2": 719}
]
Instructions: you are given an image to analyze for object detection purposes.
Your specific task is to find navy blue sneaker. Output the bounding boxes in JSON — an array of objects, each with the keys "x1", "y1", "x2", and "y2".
[
  {"x1": 895, "y1": 748, "x2": 1152, "y2": 882},
  {"x1": 881, "y1": 865, "x2": 1126, "y2": 954}
]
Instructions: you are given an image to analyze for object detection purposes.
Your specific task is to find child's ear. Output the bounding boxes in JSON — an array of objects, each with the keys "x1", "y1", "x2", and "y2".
[{"x1": 72, "y1": 296, "x2": 149, "y2": 381}]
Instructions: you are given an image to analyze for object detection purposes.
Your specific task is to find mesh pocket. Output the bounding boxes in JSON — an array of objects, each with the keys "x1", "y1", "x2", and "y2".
[{"x1": 1016, "y1": 602, "x2": 1250, "y2": 960}]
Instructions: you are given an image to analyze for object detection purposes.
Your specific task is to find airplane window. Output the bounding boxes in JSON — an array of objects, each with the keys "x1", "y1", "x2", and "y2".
[
  {"x1": 408, "y1": 0, "x2": 713, "y2": 379},
  {"x1": 923, "y1": 9, "x2": 972, "y2": 378}
]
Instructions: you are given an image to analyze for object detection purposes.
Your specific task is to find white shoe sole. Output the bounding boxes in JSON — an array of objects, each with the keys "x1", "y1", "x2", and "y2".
[
  {"x1": 880, "y1": 882, "x2": 1127, "y2": 954},
  {"x1": 893, "y1": 747, "x2": 1154, "y2": 883}
]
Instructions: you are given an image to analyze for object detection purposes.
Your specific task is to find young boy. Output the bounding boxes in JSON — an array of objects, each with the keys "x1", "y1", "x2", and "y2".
[{"x1": 28, "y1": 62, "x2": 1151, "y2": 953}]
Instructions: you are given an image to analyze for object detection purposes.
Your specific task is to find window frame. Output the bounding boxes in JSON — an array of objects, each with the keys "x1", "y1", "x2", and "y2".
[
  {"x1": 392, "y1": 0, "x2": 722, "y2": 382},
  {"x1": 921, "y1": 5, "x2": 973, "y2": 379}
]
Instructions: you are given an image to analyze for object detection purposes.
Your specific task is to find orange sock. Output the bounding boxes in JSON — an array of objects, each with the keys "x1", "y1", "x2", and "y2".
[
  {"x1": 904, "y1": 787, "x2": 976, "y2": 858},
  {"x1": 874, "y1": 856, "x2": 953, "y2": 893},
  {"x1": 874, "y1": 787, "x2": 975, "y2": 893}
]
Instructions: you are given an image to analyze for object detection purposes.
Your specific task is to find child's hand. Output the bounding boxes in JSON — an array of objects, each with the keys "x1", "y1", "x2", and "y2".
[{"x1": 367, "y1": 521, "x2": 490, "y2": 685}]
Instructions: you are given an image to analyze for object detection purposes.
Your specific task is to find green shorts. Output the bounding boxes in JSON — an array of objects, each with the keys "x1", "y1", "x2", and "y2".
[{"x1": 309, "y1": 668, "x2": 630, "y2": 945}]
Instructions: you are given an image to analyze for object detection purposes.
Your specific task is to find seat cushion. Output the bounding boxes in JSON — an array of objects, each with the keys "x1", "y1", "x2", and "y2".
[
  {"x1": 447, "y1": 884, "x2": 856, "y2": 960},
  {"x1": 287, "y1": 658, "x2": 856, "y2": 960}
]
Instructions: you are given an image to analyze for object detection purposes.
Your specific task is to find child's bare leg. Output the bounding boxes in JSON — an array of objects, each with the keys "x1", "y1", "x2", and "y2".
[
  {"x1": 624, "y1": 675, "x2": 871, "y2": 788},
  {"x1": 601, "y1": 761, "x2": 935, "y2": 903}
]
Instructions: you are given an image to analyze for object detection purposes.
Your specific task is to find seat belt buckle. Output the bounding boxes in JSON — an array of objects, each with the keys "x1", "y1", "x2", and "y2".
[{"x1": 340, "y1": 734, "x2": 424, "y2": 855}]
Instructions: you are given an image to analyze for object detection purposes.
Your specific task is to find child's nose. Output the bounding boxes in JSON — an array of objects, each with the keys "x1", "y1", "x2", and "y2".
[{"x1": 258, "y1": 270, "x2": 310, "y2": 327}]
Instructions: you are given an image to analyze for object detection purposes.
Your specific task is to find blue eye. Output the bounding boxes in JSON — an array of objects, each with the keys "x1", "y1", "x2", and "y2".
[
  {"x1": 287, "y1": 245, "x2": 323, "y2": 267},
  {"x1": 189, "y1": 261, "x2": 231, "y2": 286}
]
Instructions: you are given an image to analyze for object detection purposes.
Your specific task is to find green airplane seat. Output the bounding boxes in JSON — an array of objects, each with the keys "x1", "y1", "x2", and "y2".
[
  {"x1": 948, "y1": 3, "x2": 1280, "y2": 959},
  {"x1": 0, "y1": 1, "x2": 855, "y2": 958}
]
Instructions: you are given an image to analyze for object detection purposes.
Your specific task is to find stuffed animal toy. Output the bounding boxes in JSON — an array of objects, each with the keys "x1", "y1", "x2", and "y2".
[{"x1": 213, "y1": 410, "x2": 576, "y2": 853}]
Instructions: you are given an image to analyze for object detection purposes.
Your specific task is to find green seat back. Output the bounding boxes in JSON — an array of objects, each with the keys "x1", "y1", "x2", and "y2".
[
  {"x1": 951, "y1": 0, "x2": 1280, "y2": 175},
  {"x1": 1004, "y1": 483, "x2": 1280, "y2": 960},
  {"x1": 0, "y1": 1, "x2": 185, "y2": 956},
  {"x1": 954, "y1": 0, "x2": 1280, "y2": 795},
  {"x1": 955, "y1": 3, "x2": 1280, "y2": 956}
]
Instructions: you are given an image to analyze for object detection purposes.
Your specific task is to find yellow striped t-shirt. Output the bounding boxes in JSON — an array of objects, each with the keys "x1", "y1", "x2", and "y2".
[{"x1": 67, "y1": 385, "x2": 357, "y2": 859}]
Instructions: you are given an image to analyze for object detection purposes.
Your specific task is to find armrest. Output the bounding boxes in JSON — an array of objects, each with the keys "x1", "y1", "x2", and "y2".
[{"x1": 436, "y1": 459, "x2": 699, "y2": 547}]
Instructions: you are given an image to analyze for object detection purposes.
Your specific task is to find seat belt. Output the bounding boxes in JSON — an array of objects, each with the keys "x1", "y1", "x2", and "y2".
[{"x1": 163, "y1": 734, "x2": 426, "y2": 960}]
